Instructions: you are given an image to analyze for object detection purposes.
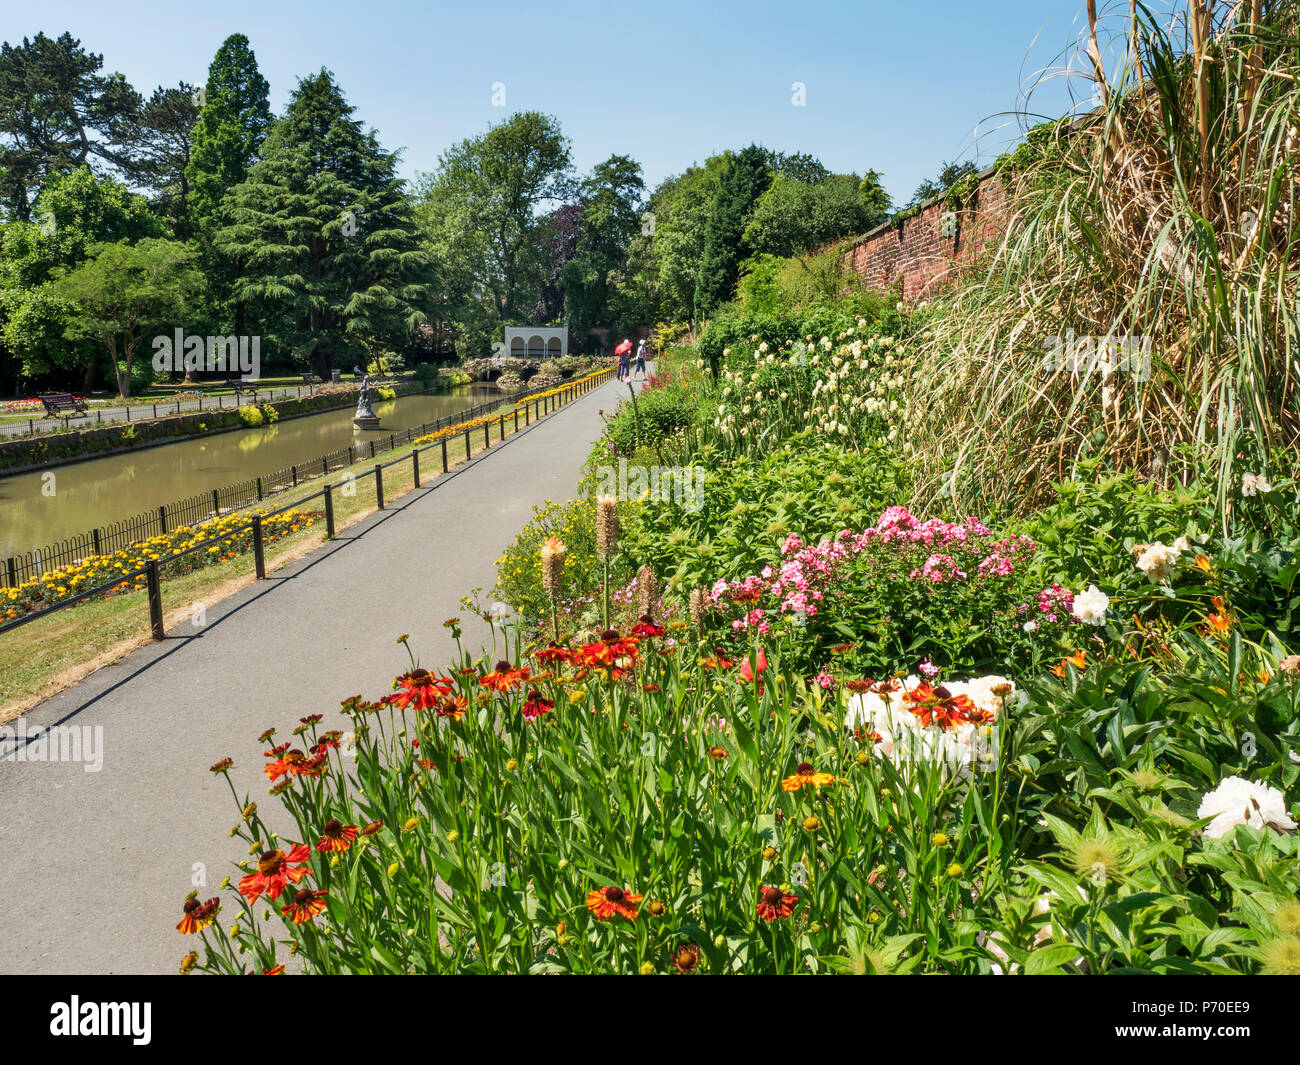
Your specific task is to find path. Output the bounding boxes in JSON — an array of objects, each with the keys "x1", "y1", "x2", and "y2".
[{"x1": 0, "y1": 372, "x2": 629, "y2": 974}]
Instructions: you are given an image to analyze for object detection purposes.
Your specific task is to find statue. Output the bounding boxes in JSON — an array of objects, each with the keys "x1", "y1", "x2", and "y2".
[{"x1": 353, "y1": 374, "x2": 380, "y2": 430}]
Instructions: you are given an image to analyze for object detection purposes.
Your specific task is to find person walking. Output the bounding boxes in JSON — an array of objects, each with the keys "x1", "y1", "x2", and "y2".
[
  {"x1": 617, "y1": 340, "x2": 631, "y2": 382},
  {"x1": 634, "y1": 339, "x2": 647, "y2": 380}
]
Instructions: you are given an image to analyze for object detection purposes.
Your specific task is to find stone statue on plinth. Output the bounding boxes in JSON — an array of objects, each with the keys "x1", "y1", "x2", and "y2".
[{"x1": 353, "y1": 374, "x2": 380, "y2": 430}]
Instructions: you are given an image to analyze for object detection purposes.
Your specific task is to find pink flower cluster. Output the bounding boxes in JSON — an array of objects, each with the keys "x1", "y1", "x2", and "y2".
[
  {"x1": 710, "y1": 507, "x2": 1038, "y2": 633},
  {"x1": 1018, "y1": 583, "x2": 1075, "y2": 625}
]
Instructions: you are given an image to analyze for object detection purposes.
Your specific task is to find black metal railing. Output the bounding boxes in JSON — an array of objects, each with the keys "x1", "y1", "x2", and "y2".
[{"x1": 0, "y1": 371, "x2": 612, "y2": 632}]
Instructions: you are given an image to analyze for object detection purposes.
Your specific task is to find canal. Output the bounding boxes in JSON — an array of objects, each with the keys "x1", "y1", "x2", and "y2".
[{"x1": 0, "y1": 385, "x2": 503, "y2": 557}]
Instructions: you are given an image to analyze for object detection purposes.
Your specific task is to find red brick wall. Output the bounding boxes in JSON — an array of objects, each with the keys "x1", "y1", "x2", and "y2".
[{"x1": 843, "y1": 168, "x2": 1009, "y2": 300}]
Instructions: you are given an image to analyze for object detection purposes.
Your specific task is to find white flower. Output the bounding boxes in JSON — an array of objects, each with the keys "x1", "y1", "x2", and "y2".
[
  {"x1": 1197, "y1": 776, "x2": 1297, "y2": 838},
  {"x1": 1072, "y1": 584, "x2": 1110, "y2": 626},
  {"x1": 1023, "y1": 620, "x2": 1038, "y2": 632},
  {"x1": 1135, "y1": 541, "x2": 1182, "y2": 583},
  {"x1": 1241, "y1": 473, "x2": 1272, "y2": 497}
]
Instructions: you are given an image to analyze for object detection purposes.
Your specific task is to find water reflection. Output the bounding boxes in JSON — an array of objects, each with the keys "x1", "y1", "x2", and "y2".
[{"x1": 0, "y1": 385, "x2": 501, "y2": 556}]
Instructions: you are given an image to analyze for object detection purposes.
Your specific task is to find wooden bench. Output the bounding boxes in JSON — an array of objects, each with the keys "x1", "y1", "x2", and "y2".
[
  {"x1": 38, "y1": 393, "x2": 89, "y2": 418},
  {"x1": 300, "y1": 373, "x2": 318, "y2": 386},
  {"x1": 225, "y1": 379, "x2": 259, "y2": 398}
]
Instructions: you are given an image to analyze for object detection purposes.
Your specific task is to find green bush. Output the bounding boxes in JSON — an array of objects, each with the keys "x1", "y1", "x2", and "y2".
[{"x1": 601, "y1": 378, "x2": 699, "y2": 459}]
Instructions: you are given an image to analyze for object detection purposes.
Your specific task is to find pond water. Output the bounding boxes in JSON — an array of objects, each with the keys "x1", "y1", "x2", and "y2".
[{"x1": 0, "y1": 385, "x2": 503, "y2": 557}]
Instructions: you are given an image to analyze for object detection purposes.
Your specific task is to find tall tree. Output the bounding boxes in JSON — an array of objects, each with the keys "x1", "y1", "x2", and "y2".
[
  {"x1": 531, "y1": 203, "x2": 581, "y2": 324},
  {"x1": 216, "y1": 70, "x2": 430, "y2": 379},
  {"x1": 0, "y1": 167, "x2": 163, "y2": 391},
  {"x1": 743, "y1": 171, "x2": 890, "y2": 258},
  {"x1": 115, "y1": 83, "x2": 199, "y2": 233},
  {"x1": 693, "y1": 145, "x2": 771, "y2": 322},
  {"x1": 0, "y1": 31, "x2": 139, "y2": 220},
  {"x1": 422, "y1": 111, "x2": 573, "y2": 324},
  {"x1": 185, "y1": 34, "x2": 271, "y2": 233},
  {"x1": 51, "y1": 237, "x2": 204, "y2": 397},
  {"x1": 563, "y1": 154, "x2": 644, "y2": 336}
]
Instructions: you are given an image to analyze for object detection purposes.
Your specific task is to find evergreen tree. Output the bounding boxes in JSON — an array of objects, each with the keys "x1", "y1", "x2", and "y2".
[
  {"x1": 185, "y1": 34, "x2": 271, "y2": 233},
  {"x1": 115, "y1": 83, "x2": 199, "y2": 234},
  {"x1": 0, "y1": 31, "x2": 139, "y2": 220},
  {"x1": 215, "y1": 70, "x2": 430, "y2": 379},
  {"x1": 693, "y1": 145, "x2": 771, "y2": 323}
]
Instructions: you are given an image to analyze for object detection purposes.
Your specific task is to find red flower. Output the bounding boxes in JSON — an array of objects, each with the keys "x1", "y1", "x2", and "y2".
[
  {"x1": 700, "y1": 648, "x2": 734, "y2": 671},
  {"x1": 282, "y1": 888, "x2": 328, "y2": 925},
  {"x1": 391, "y1": 669, "x2": 454, "y2": 711},
  {"x1": 586, "y1": 885, "x2": 642, "y2": 921},
  {"x1": 315, "y1": 820, "x2": 358, "y2": 853},
  {"x1": 435, "y1": 695, "x2": 469, "y2": 721},
  {"x1": 534, "y1": 642, "x2": 573, "y2": 665},
  {"x1": 521, "y1": 689, "x2": 554, "y2": 721},
  {"x1": 480, "y1": 660, "x2": 530, "y2": 692},
  {"x1": 902, "y1": 681, "x2": 979, "y2": 730},
  {"x1": 756, "y1": 884, "x2": 799, "y2": 921},
  {"x1": 264, "y1": 747, "x2": 325, "y2": 781},
  {"x1": 176, "y1": 896, "x2": 220, "y2": 934},
  {"x1": 578, "y1": 630, "x2": 639, "y2": 669},
  {"x1": 629, "y1": 614, "x2": 665, "y2": 638},
  {"x1": 239, "y1": 845, "x2": 312, "y2": 902},
  {"x1": 738, "y1": 647, "x2": 769, "y2": 684}
]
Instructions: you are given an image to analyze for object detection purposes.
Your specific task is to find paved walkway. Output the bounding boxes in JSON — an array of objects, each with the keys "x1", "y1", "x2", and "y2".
[{"x1": 0, "y1": 372, "x2": 627, "y2": 974}]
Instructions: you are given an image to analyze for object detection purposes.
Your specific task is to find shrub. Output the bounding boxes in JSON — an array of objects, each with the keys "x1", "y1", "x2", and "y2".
[{"x1": 237, "y1": 404, "x2": 264, "y2": 427}]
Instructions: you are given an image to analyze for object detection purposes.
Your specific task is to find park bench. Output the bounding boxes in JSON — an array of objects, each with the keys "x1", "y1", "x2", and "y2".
[
  {"x1": 38, "y1": 393, "x2": 89, "y2": 418},
  {"x1": 300, "y1": 373, "x2": 318, "y2": 385},
  {"x1": 225, "y1": 378, "x2": 259, "y2": 398}
]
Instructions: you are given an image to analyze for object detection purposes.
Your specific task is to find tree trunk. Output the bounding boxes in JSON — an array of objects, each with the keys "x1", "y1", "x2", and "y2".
[{"x1": 82, "y1": 356, "x2": 97, "y2": 395}]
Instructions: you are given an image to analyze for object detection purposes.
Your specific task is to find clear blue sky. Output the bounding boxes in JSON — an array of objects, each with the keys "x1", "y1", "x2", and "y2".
[{"x1": 11, "y1": 0, "x2": 1121, "y2": 206}]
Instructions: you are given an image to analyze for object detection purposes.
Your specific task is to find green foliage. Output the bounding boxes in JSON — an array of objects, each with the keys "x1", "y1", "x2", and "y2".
[
  {"x1": 0, "y1": 31, "x2": 139, "y2": 220},
  {"x1": 600, "y1": 378, "x2": 698, "y2": 459},
  {"x1": 693, "y1": 145, "x2": 772, "y2": 322},
  {"x1": 50, "y1": 237, "x2": 205, "y2": 396},
  {"x1": 743, "y1": 172, "x2": 888, "y2": 259},
  {"x1": 216, "y1": 70, "x2": 430, "y2": 379}
]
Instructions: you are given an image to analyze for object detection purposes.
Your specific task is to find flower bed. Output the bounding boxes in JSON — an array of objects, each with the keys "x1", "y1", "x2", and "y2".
[{"x1": 1, "y1": 508, "x2": 320, "y2": 621}]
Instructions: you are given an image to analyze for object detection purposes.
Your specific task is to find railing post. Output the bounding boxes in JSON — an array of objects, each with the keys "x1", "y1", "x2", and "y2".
[
  {"x1": 322, "y1": 455, "x2": 329, "y2": 476},
  {"x1": 291, "y1": 464, "x2": 298, "y2": 487},
  {"x1": 348, "y1": 445, "x2": 354, "y2": 465},
  {"x1": 374, "y1": 465, "x2": 384, "y2": 509},
  {"x1": 499, "y1": 415, "x2": 505, "y2": 442},
  {"x1": 389, "y1": 433, "x2": 395, "y2": 452},
  {"x1": 324, "y1": 483, "x2": 335, "y2": 537},
  {"x1": 252, "y1": 516, "x2": 266, "y2": 579},
  {"x1": 256, "y1": 476, "x2": 264, "y2": 501},
  {"x1": 514, "y1": 410, "x2": 518, "y2": 433},
  {"x1": 412, "y1": 448, "x2": 420, "y2": 488},
  {"x1": 484, "y1": 422, "x2": 490, "y2": 449},
  {"x1": 146, "y1": 559, "x2": 164, "y2": 639},
  {"x1": 158, "y1": 505, "x2": 168, "y2": 535},
  {"x1": 212, "y1": 489, "x2": 220, "y2": 516},
  {"x1": 92, "y1": 528, "x2": 101, "y2": 555},
  {"x1": 525, "y1": 403, "x2": 530, "y2": 425},
  {"x1": 6, "y1": 557, "x2": 16, "y2": 588},
  {"x1": 441, "y1": 437, "x2": 448, "y2": 472},
  {"x1": 464, "y1": 427, "x2": 470, "y2": 460}
]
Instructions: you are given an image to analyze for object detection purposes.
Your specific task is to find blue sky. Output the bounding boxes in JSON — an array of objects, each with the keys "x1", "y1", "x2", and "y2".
[{"x1": 11, "y1": 0, "x2": 1119, "y2": 206}]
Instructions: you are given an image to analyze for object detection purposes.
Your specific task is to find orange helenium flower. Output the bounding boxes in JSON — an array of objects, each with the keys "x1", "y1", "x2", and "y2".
[
  {"x1": 282, "y1": 888, "x2": 328, "y2": 925},
  {"x1": 264, "y1": 747, "x2": 325, "y2": 782},
  {"x1": 391, "y1": 669, "x2": 454, "y2": 711},
  {"x1": 586, "y1": 885, "x2": 642, "y2": 921},
  {"x1": 176, "y1": 896, "x2": 220, "y2": 935},
  {"x1": 239, "y1": 845, "x2": 312, "y2": 902},
  {"x1": 480, "y1": 661, "x2": 531, "y2": 692},
  {"x1": 902, "y1": 681, "x2": 979, "y2": 730},
  {"x1": 781, "y1": 761, "x2": 836, "y2": 792},
  {"x1": 521, "y1": 689, "x2": 554, "y2": 721},
  {"x1": 315, "y1": 820, "x2": 358, "y2": 853},
  {"x1": 756, "y1": 885, "x2": 799, "y2": 921}
]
